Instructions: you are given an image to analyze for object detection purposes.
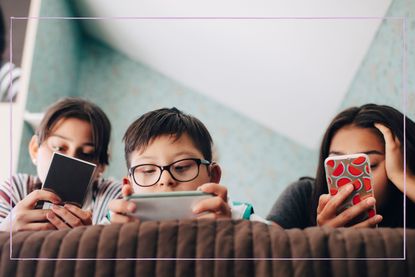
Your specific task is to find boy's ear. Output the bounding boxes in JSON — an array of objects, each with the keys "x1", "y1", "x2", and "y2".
[
  {"x1": 28, "y1": 135, "x2": 39, "y2": 165},
  {"x1": 122, "y1": 176, "x2": 134, "y2": 196},
  {"x1": 209, "y1": 162, "x2": 222, "y2": 183},
  {"x1": 123, "y1": 176, "x2": 132, "y2": 186}
]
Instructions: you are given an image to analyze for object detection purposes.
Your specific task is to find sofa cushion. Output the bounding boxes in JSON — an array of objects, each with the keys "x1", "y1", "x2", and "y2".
[{"x1": 0, "y1": 219, "x2": 413, "y2": 277}]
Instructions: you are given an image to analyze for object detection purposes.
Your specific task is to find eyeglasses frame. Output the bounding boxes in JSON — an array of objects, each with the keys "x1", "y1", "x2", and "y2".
[{"x1": 128, "y1": 158, "x2": 211, "y2": 187}]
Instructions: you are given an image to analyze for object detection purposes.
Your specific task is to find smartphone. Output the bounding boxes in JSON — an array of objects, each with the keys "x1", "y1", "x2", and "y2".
[
  {"x1": 125, "y1": 191, "x2": 214, "y2": 221},
  {"x1": 36, "y1": 152, "x2": 96, "y2": 209},
  {"x1": 324, "y1": 153, "x2": 376, "y2": 225}
]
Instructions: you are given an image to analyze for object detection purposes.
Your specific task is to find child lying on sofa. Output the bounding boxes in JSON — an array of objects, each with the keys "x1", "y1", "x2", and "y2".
[
  {"x1": 0, "y1": 98, "x2": 121, "y2": 232},
  {"x1": 108, "y1": 107, "x2": 266, "y2": 223},
  {"x1": 267, "y1": 104, "x2": 415, "y2": 228}
]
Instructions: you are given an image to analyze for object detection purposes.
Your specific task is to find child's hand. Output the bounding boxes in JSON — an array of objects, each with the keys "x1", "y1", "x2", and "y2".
[
  {"x1": 192, "y1": 183, "x2": 231, "y2": 219},
  {"x1": 316, "y1": 183, "x2": 382, "y2": 228},
  {"x1": 108, "y1": 183, "x2": 139, "y2": 224},
  {"x1": 374, "y1": 124, "x2": 405, "y2": 184},
  {"x1": 46, "y1": 204, "x2": 92, "y2": 229},
  {"x1": 374, "y1": 123, "x2": 415, "y2": 202},
  {"x1": 1, "y1": 189, "x2": 61, "y2": 232}
]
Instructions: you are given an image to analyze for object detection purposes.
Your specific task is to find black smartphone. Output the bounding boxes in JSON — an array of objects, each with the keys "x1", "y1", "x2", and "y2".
[{"x1": 36, "y1": 152, "x2": 96, "y2": 209}]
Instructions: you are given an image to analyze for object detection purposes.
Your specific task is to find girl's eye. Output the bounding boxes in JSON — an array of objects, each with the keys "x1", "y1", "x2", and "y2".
[
  {"x1": 80, "y1": 152, "x2": 94, "y2": 158},
  {"x1": 370, "y1": 164, "x2": 379, "y2": 169},
  {"x1": 51, "y1": 145, "x2": 63, "y2": 152}
]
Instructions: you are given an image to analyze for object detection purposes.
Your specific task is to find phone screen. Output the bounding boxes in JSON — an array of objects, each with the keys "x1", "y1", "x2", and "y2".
[
  {"x1": 324, "y1": 153, "x2": 376, "y2": 225},
  {"x1": 39, "y1": 152, "x2": 96, "y2": 207},
  {"x1": 125, "y1": 191, "x2": 213, "y2": 221}
]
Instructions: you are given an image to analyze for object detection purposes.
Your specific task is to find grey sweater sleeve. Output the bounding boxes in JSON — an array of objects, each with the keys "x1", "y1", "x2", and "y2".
[{"x1": 266, "y1": 178, "x2": 314, "y2": 229}]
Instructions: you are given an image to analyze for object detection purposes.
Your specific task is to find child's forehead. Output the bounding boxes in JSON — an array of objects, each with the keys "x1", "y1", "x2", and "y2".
[
  {"x1": 47, "y1": 116, "x2": 90, "y2": 132},
  {"x1": 47, "y1": 117, "x2": 92, "y2": 136},
  {"x1": 131, "y1": 133, "x2": 202, "y2": 159}
]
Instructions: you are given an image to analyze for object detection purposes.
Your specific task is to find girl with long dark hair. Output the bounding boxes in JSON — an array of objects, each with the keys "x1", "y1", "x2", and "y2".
[{"x1": 267, "y1": 104, "x2": 415, "y2": 228}]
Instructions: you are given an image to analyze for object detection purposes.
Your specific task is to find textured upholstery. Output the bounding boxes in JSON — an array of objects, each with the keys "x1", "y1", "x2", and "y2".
[{"x1": 0, "y1": 220, "x2": 413, "y2": 277}]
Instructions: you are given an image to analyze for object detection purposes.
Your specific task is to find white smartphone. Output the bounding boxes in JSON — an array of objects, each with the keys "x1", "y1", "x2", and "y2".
[{"x1": 125, "y1": 191, "x2": 214, "y2": 221}]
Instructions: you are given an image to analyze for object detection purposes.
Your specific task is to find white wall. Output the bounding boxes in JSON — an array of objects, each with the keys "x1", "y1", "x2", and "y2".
[{"x1": 74, "y1": 0, "x2": 391, "y2": 149}]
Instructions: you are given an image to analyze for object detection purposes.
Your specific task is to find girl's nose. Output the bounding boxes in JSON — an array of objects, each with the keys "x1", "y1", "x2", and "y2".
[{"x1": 66, "y1": 149, "x2": 77, "y2": 158}]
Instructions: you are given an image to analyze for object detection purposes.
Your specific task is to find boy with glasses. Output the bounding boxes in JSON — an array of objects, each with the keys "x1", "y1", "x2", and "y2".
[{"x1": 108, "y1": 107, "x2": 265, "y2": 223}]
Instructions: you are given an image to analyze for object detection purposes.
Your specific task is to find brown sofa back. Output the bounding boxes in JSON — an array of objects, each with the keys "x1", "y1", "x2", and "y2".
[{"x1": 0, "y1": 220, "x2": 414, "y2": 277}]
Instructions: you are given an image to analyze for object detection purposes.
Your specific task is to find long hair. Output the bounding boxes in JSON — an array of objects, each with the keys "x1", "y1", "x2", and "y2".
[
  {"x1": 37, "y1": 98, "x2": 112, "y2": 165},
  {"x1": 311, "y1": 104, "x2": 415, "y2": 227}
]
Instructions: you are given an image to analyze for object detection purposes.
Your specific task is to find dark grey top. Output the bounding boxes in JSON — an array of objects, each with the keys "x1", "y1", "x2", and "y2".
[
  {"x1": 267, "y1": 177, "x2": 415, "y2": 229},
  {"x1": 266, "y1": 177, "x2": 315, "y2": 229}
]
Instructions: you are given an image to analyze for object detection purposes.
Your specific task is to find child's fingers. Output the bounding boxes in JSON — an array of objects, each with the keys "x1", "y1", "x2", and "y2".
[
  {"x1": 317, "y1": 184, "x2": 354, "y2": 226},
  {"x1": 108, "y1": 199, "x2": 136, "y2": 214},
  {"x1": 329, "y1": 197, "x2": 376, "y2": 227},
  {"x1": 46, "y1": 211, "x2": 71, "y2": 230},
  {"x1": 17, "y1": 222, "x2": 56, "y2": 231},
  {"x1": 51, "y1": 205, "x2": 83, "y2": 228},
  {"x1": 64, "y1": 204, "x2": 92, "y2": 225},
  {"x1": 197, "y1": 212, "x2": 216, "y2": 220},
  {"x1": 353, "y1": 214, "x2": 383, "y2": 228},
  {"x1": 107, "y1": 196, "x2": 139, "y2": 224},
  {"x1": 317, "y1": 194, "x2": 331, "y2": 215},
  {"x1": 192, "y1": 196, "x2": 221, "y2": 213},
  {"x1": 374, "y1": 123, "x2": 400, "y2": 148},
  {"x1": 14, "y1": 209, "x2": 50, "y2": 223},
  {"x1": 24, "y1": 189, "x2": 62, "y2": 208},
  {"x1": 374, "y1": 123, "x2": 392, "y2": 140},
  {"x1": 110, "y1": 213, "x2": 138, "y2": 224},
  {"x1": 322, "y1": 184, "x2": 354, "y2": 215},
  {"x1": 192, "y1": 197, "x2": 231, "y2": 218},
  {"x1": 197, "y1": 183, "x2": 228, "y2": 201}
]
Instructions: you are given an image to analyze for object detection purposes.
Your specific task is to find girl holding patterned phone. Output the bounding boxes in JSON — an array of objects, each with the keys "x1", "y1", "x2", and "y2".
[
  {"x1": 324, "y1": 153, "x2": 376, "y2": 226},
  {"x1": 267, "y1": 104, "x2": 415, "y2": 228}
]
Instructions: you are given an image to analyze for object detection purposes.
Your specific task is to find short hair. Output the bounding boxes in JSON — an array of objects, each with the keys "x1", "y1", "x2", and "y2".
[
  {"x1": 123, "y1": 107, "x2": 213, "y2": 168},
  {"x1": 311, "y1": 103, "x2": 415, "y2": 227},
  {"x1": 37, "y1": 98, "x2": 111, "y2": 165}
]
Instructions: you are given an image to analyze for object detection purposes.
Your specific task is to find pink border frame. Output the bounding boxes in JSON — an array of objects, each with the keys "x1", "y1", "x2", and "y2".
[{"x1": 7, "y1": 15, "x2": 408, "y2": 261}]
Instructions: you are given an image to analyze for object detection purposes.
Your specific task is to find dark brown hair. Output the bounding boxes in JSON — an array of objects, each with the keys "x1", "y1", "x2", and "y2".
[
  {"x1": 123, "y1": 107, "x2": 213, "y2": 168},
  {"x1": 311, "y1": 103, "x2": 415, "y2": 227},
  {"x1": 36, "y1": 97, "x2": 111, "y2": 165}
]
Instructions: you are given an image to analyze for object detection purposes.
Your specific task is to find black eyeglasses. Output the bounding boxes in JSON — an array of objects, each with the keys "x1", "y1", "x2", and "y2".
[{"x1": 128, "y1": 158, "x2": 211, "y2": 187}]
